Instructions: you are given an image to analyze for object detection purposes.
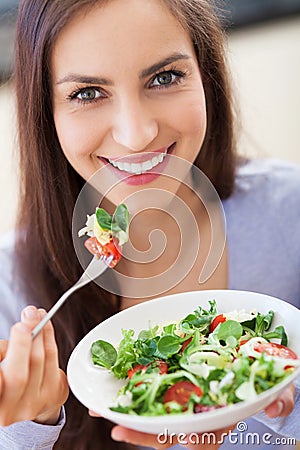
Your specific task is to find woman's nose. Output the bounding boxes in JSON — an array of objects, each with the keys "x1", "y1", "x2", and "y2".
[{"x1": 112, "y1": 98, "x2": 158, "y2": 151}]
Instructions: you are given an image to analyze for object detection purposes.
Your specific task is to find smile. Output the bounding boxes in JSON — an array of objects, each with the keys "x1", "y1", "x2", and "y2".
[{"x1": 108, "y1": 152, "x2": 167, "y2": 175}]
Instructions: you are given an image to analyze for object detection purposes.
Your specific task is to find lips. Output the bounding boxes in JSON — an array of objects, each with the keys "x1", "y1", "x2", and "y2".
[
  {"x1": 99, "y1": 142, "x2": 176, "y2": 186},
  {"x1": 108, "y1": 152, "x2": 167, "y2": 175},
  {"x1": 99, "y1": 144, "x2": 175, "y2": 176}
]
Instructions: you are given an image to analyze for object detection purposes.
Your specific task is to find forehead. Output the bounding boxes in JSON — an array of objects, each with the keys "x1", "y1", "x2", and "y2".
[{"x1": 51, "y1": 0, "x2": 194, "y2": 77}]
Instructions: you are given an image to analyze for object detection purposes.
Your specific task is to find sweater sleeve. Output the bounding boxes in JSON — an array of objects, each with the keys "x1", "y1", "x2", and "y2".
[
  {"x1": 0, "y1": 408, "x2": 66, "y2": 450},
  {"x1": 0, "y1": 232, "x2": 66, "y2": 449}
]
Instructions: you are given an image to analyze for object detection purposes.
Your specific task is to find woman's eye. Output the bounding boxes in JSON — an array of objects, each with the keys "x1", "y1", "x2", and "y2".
[
  {"x1": 71, "y1": 87, "x2": 102, "y2": 102},
  {"x1": 151, "y1": 71, "x2": 181, "y2": 88}
]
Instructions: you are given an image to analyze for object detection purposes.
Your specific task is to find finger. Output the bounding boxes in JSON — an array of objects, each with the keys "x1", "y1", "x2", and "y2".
[
  {"x1": 39, "y1": 309, "x2": 59, "y2": 376},
  {"x1": 2, "y1": 322, "x2": 32, "y2": 399},
  {"x1": 0, "y1": 340, "x2": 8, "y2": 361},
  {"x1": 111, "y1": 426, "x2": 170, "y2": 449},
  {"x1": 21, "y1": 307, "x2": 45, "y2": 394},
  {"x1": 265, "y1": 385, "x2": 295, "y2": 418},
  {"x1": 21, "y1": 305, "x2": 42, "y2": 329},
  {"x1": 40, "y1": 310, "x2": 69, "y2": 406},
  {"x1": 88, "y1": 410, "x2": 102, "y2": 417}
]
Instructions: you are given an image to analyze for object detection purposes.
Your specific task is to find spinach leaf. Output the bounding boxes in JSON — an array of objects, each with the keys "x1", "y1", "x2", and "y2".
[
  {"x1": 156, "y1": 335, "x2": 182, "y2": 358},
  {"x1": 114, "y1": 203, "x2": 130, "y2": 232},
  {"x1": 91, "y1": 340, "x2": 117, "y2": 369},
  {"x1": 217, "y1": 320, "x2": 243, "y2": 342},
  {"x1": 96, "y1": 207, "x2": 112, "y2": 230},
  {"x1": 96, "y1": 204, "x2": 130, "y2": 234}
]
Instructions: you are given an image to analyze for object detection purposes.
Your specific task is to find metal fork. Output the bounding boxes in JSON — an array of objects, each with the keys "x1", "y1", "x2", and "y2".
[{"x1": 31, "y1": 254, "x2": 113, "y2": 339}]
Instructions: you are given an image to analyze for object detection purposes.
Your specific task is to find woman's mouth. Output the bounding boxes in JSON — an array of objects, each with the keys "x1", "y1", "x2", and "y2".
[
  {"x1": 108, "y1": 151, "x2": 167, "y2": 175},
  {"x1": 98, "y1": 143, "x2": 175, "y2": 185}
]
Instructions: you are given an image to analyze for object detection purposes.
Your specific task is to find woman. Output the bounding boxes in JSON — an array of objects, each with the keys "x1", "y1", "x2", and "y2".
[{"x1": 0, "y1": 0, "x2": 299, "y2": 449}]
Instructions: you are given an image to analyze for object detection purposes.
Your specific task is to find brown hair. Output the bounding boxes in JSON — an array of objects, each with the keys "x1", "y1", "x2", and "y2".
[{"x1": 14, "y1": 0, "x2": 236, "y2": 448}]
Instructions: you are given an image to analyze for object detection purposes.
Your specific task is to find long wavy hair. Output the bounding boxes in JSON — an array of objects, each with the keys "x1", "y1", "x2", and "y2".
[{"x1": 14, "y1": 0, "x2": 236, "y2": 448}]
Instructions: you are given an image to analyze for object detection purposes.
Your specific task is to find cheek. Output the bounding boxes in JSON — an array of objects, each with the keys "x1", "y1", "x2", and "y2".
[
  {"x1": 170, "y1": 93, "x2": 207, "y2": 143},
  {"x1": 54, "y1": 112, "x2": 100, "y2": 163}
]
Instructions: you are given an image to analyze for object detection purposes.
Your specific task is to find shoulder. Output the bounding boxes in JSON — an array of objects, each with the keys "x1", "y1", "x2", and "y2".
[
  {"x1": 223, "y1": 158, "x2": 300, "y2": 305},
  {"x1": 235, "y1": 157, "x2": 300, "y2": 199},
  {"x1": 224, "y1": 158, "x2": 300, "y2": 218}
]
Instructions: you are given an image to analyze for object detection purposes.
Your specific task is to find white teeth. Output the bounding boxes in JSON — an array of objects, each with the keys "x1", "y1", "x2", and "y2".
[{"x1": 108, "y1": 153, "x2": 167, "y2": 174}]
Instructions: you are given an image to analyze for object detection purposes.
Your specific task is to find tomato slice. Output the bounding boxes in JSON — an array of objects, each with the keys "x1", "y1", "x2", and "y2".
[
  {"x1": 127, "y1": 364, "x2": 148, "y2": 379},
  {"x1": 127, "y1": 360, "x2": 168, "y2": 379},
  {"x1": 164, "y1": 381, "x2": 203, "y2": 407},
  {"x1": 210, "y1": 314, "x2": 226, "y2": 332},
  {"x1": 100, "y1": 240, "x2": 122, "y2": 267},
  {"x1": 84, "y1": 236, "x2": 122, "y2": 268},
  {"x1": 254, "y1": 342, "x2": 298, "y2": 360},
  {"x1": 155, "y1": 360, "x2": 168, "y2": 375},
  {"x1": 84, "y1": 236, "x2": 102, "y2": 257}
]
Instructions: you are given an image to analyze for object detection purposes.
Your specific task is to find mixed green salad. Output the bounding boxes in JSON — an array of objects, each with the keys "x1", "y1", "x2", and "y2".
[{"x1": 91, "y1": 301, "x2": 299, "y2": 416}]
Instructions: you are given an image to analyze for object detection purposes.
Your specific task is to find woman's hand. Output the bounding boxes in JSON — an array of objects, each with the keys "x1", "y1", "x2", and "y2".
[
  {"x1": 265, "y1": 384, "x2": 295, "y2": 418},
  {"x1": 0, "y1": 305, "x2": 69, "y2": 426}
]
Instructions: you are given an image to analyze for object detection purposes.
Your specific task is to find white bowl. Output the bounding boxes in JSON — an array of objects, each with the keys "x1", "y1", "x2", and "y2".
[{"x1": 67, "y1": 289, "x2": 300, "y2": 434}]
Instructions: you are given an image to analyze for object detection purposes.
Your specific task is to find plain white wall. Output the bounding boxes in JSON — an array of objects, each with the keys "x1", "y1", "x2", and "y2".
[
  {"x1": 0, "y1": 82, "x2": 18, "y2": 236},
  {"x1": 228, "y1": 16, "x2": 300, "y2": 162},
  {"x1": 0, "y1": 16, "x2": 300, "y2": 236}
]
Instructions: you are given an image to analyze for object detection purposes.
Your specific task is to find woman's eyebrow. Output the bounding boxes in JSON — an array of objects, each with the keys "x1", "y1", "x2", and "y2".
[
  {"x1": 56, "y1": 75, "x2": 113, "y2": 85},
  {"x1": 140, "y1": 53, "x2": 191, "y2": 78}
]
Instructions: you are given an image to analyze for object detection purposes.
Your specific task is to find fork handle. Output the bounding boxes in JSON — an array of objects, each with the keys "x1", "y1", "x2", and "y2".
[{"x1": 31, "y1": 278, "x2": 87, "y2": 339}]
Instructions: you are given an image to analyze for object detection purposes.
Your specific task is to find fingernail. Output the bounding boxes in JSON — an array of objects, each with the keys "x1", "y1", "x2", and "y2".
[
  {"x1": 23, "y1": 305, "x2": 39, "y2": 319},
  {"x1": 38, "y1": 308, "x2": 47, "y2": 318},
  {"x1": 275, "y1": 400, "x2": 284, "y2": 416},
  {"x1": 111, "y1": 428, "x2": 124, "y2": 442},
  {"x1": 268, "y1": 400, "x2": 284, "y2": 418}
]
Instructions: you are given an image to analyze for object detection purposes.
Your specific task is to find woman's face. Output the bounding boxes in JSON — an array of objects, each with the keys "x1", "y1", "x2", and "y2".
[{"x1": 52, "y1": 0, "x2": 207, "y2": 205}]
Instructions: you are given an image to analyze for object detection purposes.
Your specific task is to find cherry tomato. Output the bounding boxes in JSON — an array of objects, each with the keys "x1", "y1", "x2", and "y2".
[
  {"x1": 155, "y1": 360, "x2": 168, "y2": 375},
  {"x1": 84, "y1": 236, "x2": 101, "y2": 257},
  {"x1": 164, "y1": 381, "x2": 203, "y2": 407},
  {"x1": 254, "y1": 342, "x2": 298, "y2": 360},
  {"x1": 127, "y1": 364, "x2": 148, "y2": 379},
  {"x1": 100, "y1": 239, "x2": 122, "y2": 267},
  {"x1": 127, "y1": 361, "x2": 168, "y2": 379},
  {"x1": 84, "y1": 237, "x2": 122, "y2": 268},
  {"x1": 210, "y1": 314, "x2": 226, "y2": 332}
]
